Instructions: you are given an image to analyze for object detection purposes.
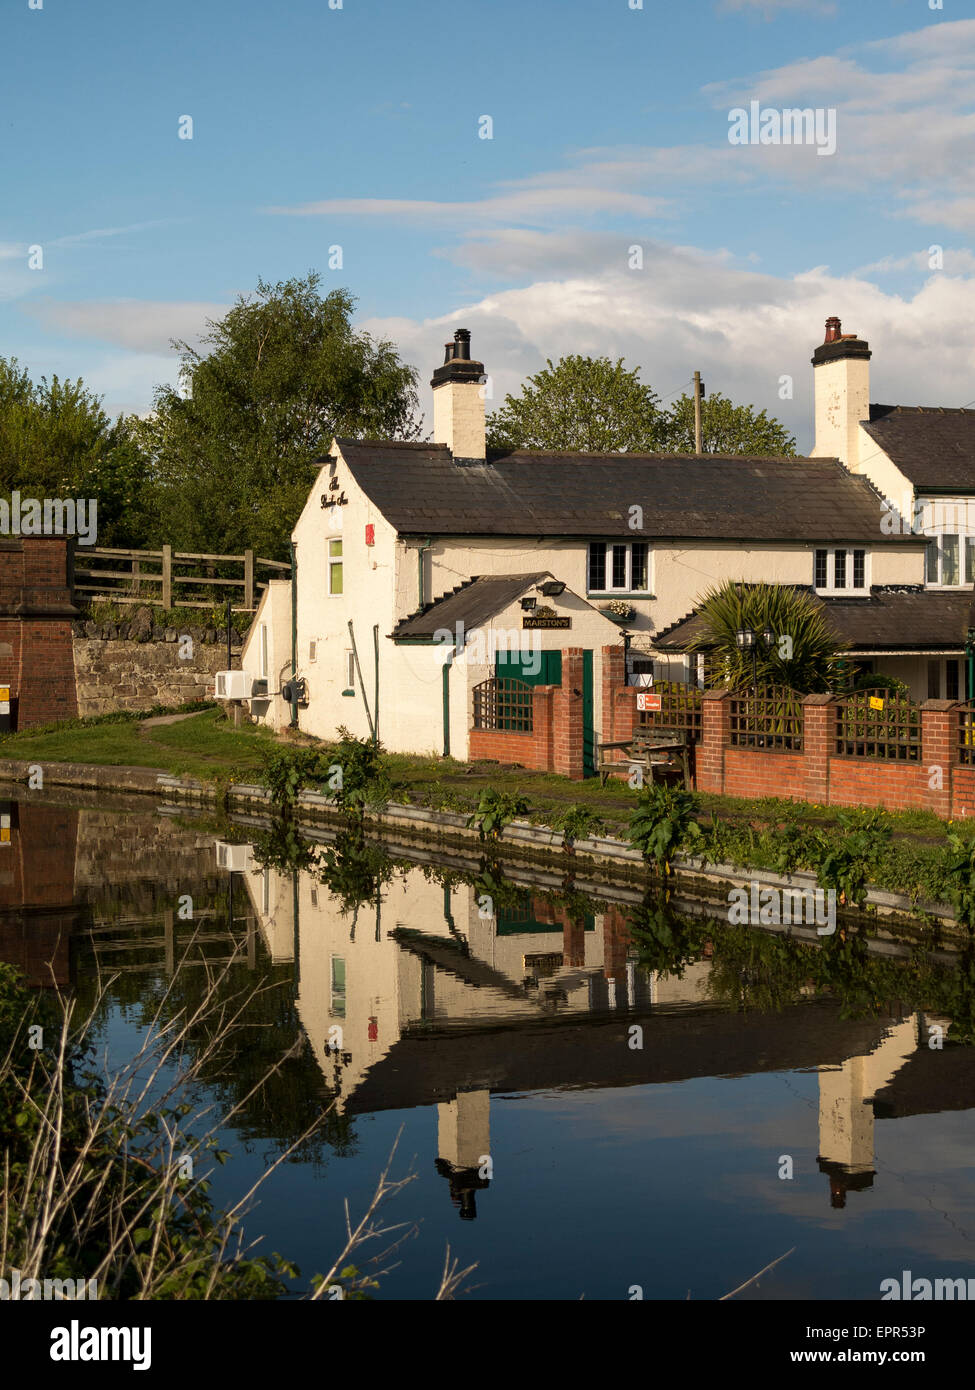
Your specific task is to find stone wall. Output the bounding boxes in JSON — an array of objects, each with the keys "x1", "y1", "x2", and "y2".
[{"x1": 72, "y1": 609, "x2": 243, "y2": 715}]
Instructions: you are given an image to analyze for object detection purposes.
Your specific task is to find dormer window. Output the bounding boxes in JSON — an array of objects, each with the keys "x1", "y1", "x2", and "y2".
[{"x1": 814, "y1": 548, "x2": 867, "y2": 594}]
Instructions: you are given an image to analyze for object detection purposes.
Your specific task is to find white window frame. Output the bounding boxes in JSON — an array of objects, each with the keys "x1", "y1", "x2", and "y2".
[
  {"x1": 925, "y1": 533, "x2": 969, "y2": 589},
  {"x1": 327, "y1": 538, "x2": 343, "y2": 596},
  {"x1": 813, "y1": 547, "x2": 869, "y2": 596},
  {"x1": 587, "y1": 540, "x2": 652, "y2": 595},
  {"x1": 344, "y1": 649, "x2": 355, "y2": 692}
]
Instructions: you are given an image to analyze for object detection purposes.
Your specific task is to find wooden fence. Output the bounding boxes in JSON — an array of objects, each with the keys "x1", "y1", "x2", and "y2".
[{"x1": 73, "y1": 546, "x2": 291, "y2": 613}]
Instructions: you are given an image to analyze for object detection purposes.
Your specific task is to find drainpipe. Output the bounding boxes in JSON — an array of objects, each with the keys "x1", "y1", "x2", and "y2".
[
  {"x1": 442, "y1": 645, "x2": 454, "y2": 757},
  {"x1": 417, "y1": 537, "x2": 433, "y2": 608},
  {"x1": 289, "y1": 541, "x2": 298, "y2": 728}
]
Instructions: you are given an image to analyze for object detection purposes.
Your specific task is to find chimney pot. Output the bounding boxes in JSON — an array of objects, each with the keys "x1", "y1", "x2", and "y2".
[
  {"x1": 824, "y1": 316, "x2": 842, "y2": 344},
  {"x1": 453, "y1": 328, "x2": 471, "y2": 360}
]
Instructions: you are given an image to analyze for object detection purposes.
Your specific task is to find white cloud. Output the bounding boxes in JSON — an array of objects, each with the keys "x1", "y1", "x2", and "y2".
[
  {"x1": 363, "y1": 251, "x2": 975, "y2": 452},
  {"x1": 267, "y1": 187, "x2": 670, "y2": 224},
  {"x1": 21, "y1": 298, "x2": 229, "y2": 354}
]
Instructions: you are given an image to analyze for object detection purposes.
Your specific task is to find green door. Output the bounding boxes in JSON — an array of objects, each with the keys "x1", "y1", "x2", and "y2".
[
  {"x1": 582, "y1": 649, "x2": 595, "y2": 777},
  {"x1": 495, "y1": 651, "x2": 562, "y2": 686}
]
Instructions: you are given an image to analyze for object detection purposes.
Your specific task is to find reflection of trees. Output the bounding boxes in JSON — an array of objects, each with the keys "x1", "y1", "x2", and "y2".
[{"x1": 625, "y1": 895, "x2": 975, "y2": 1037}]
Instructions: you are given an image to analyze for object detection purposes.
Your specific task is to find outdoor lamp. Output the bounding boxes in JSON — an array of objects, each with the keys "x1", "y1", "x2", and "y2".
[
  {"x1": 539, "y1": 580, "x2": 566, "y2": 596},
  {"x1": 520, "y1": 596, "x2": 537, "y2": 612},
  {"x1": 735, "y1": 627, "x2": 755, "y2": 650},
  {"x1": 761, "y1": 625, "x2": 775, "y2": 647}
]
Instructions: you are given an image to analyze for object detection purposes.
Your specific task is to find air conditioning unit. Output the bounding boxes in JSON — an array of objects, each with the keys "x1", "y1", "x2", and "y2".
[
  {"x1": 215, "y1": 670, "x2": 250, "y2": 699},
  {"x1": 215, "y1": 840, "x2": 253, "y2": 872}
]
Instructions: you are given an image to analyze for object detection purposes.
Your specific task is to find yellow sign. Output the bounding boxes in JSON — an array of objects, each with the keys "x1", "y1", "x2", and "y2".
[
  {"x1": 869, "y1": 696, "x2": 884, "y2": 711},
  {"x1": 0, "y1": 688, "x2": 8, "y2": 702},
  {"x1": 0, "y1": 827, "x2": 9, "y2": 844}
]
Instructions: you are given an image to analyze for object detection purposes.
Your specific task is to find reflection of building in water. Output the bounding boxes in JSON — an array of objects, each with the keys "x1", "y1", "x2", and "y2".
[
  {"x1": 242, "y1": 850, "x2": 952, "y2": 1220},
  {"x1": 0, "y1": 802, "x2": 81, "y2": 986},
  {"x1": 817, "y1": 1013, "x2": 954, "y2": 1208}
]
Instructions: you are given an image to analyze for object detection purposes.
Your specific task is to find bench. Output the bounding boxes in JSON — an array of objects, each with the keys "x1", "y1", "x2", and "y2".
[{"x1": 597, "y1": 729, "x2": 690, "y2": 788}]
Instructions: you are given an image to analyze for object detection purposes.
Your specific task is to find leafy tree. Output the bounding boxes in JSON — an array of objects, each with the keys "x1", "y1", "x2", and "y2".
[
  {"x1": 486, "y1": 355, "x2": 795, "y2": 457},
  {"x1": 0, "y1": 358, "x2": 152, "y2": 547},
  {"x1": 662, "y1": 389, "x2": 797, "y2": 456},
  {"x1": 690, "y1": 580, "x2": 846, "y2": 693},
  {"x1": 486, "y1": 355, "x2": 667, "y2": 453},
  {"x1": 140, "y1": 275, "x2": 421, "y2": 559}
]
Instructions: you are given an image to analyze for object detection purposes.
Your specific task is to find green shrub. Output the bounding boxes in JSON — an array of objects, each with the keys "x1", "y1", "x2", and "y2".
[
  {"x1": 551, "y1": 803, "x2": 604, "y2": 850},
  {"x1": 626, "y1": 784, "x2": 702, "y2": 874},
  {"x1": 467, "y1": 788, "x2": 531, "y2": 841}
]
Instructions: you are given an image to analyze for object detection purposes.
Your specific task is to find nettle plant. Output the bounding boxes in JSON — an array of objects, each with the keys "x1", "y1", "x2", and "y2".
[
  {"x1": 551, "y1": 803, "x2": 604, "y2": 851},
  {"x1": 626, "y1": 784, "x2": 703, "y2": 875},
  {"x1": 467, "y1": 789, "x2": 531, "y2": 841}
]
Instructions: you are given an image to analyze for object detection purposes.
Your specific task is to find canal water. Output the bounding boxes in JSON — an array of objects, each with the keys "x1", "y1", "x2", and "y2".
[{"x1": 4, "y1": 790, "x2": 975, "y2": 1301}]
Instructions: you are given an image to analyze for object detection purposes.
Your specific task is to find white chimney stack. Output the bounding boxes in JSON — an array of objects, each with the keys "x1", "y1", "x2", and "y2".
[
  {"x1": 431, "y1": 328, "x2": 486, "y2": 463},
  {"x1": 811, "y1": 315, "x2": 871, "y2": 469}
]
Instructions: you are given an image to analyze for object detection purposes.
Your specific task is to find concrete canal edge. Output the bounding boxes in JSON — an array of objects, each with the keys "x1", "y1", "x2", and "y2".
[{"x1": 0, "y1": 756, "x2": 966, "y2": 942}]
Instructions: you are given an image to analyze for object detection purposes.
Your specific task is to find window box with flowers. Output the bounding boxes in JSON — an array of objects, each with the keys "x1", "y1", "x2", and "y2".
[{"x1": 601, "y1": 599, "x2": 633, "y2": 624}]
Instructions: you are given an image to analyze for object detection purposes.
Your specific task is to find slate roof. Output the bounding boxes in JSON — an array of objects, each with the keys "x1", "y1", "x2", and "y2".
[
  {"x1": 863, "y1": 405, "x2": 975, "y2": 492},
  {"x1": 654, "y1": 586, "x2": 975, "y2": 653},
  {"x1": 335, "y1": 440, "x2": 909, "y2": 543},
  {"x1": 391, "y1": 572, "x2": 550, "y2": 640}
]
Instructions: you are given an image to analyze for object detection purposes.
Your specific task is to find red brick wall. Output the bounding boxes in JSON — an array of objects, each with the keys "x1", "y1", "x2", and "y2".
[
  {"x1": 0, "y1": 539, "x2": 78, "y2": 726},
  {"x1": 553, "y1": 648, "x2": 584, "y2": 781},
  {"x1": 660, "y1": 687, "x2": 970, "y2": 821}
]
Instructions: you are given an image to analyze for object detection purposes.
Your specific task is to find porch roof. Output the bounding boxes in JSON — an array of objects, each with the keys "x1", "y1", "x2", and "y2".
[
  {"x1": 391, "y1": 572, "x2": 551, "y2": 641},
  {"x1": 654, "y1": 585, "x2": 975, "y2": 654}
]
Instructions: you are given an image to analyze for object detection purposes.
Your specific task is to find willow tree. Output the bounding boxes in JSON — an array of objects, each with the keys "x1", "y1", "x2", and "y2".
[{"x1": 689, "y1": 581, "x2": 846, "y2": 693}]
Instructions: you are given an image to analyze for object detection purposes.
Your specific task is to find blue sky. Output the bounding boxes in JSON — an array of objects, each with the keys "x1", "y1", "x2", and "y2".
[{"x1": 2, "y1": 0, "x2": 973, "y2": 448}]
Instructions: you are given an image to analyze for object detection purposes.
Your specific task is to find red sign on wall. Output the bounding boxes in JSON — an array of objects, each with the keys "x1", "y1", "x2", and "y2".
[
  {"x1": 636, "y1": 692, "x2": 661, "y2": 712},
  {"x1": 365, "y1": 524, "x2": 375, "y2": 546}
]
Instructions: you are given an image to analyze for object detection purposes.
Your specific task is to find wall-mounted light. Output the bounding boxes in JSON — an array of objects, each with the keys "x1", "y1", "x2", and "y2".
[
  {"x1": 539, "y1": 580, "x2": 566, "y2": 597},
  {"x1": 520, "y1": 596, "x2": 537, "y2": 611}
]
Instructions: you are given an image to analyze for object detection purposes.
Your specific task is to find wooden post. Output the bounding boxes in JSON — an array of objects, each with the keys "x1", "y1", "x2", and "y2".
[
  {"x1": 162, "y1": 545, "x2": 172, "y2": 609},
  {"x1": 244, "y1": 549, "x2": 254, "y2": 610},
  {"x1": 131, "y1": 556, "x2": 140, "y2": 597}
]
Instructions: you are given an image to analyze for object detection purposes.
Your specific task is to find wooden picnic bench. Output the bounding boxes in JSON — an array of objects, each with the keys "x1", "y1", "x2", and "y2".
[{"x1": 596, "y1": 729, "x2": 690, "y2": 788}]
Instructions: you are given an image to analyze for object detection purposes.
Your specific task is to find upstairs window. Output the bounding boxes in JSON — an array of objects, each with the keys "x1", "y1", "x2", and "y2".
[
  {"x1": 327, "y1": 539, "x2": 343, "y2": 595},
  {"x1": 927, "y1": 534, "x2": 964, "y2": 586},
  {"x1": 588, "y1": 541, "x2": 650, "y2": 594},
  {"x1": 814, "y1": 548, "x2": 867, "y2": 594}
]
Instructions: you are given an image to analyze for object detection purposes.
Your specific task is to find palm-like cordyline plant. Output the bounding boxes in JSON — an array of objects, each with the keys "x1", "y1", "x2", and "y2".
[{"x1": 689, "y1": 581, "x2": 847, "y2": 693}]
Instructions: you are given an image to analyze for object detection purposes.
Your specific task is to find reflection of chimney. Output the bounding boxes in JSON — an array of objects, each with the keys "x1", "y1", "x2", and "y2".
[
  {"x1": 431, "y1": 329, "x2": 486, "y2": 463},
  {"x1": 436, "y1": 1089, "x2": 491, "y2": 1220},
  {"x1": 810, "y1": 315, "x2": 871, "y2": 469}
]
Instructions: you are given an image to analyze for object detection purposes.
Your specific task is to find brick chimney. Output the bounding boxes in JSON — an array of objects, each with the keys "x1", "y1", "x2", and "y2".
[
  {"x1": 431, "y1": 328, "x2": 486, "y2": 463},
  {"x1": 810, "y1": 316, "x2": 871, "y2": 469}
]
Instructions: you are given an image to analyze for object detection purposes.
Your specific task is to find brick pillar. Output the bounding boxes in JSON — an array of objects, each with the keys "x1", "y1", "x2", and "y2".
[
  {"x1": 602, "y1": 906, "x2": 628, "y2": 984},
  {"x1": 553, "y1": 647, "x2": 585, "y2": 780},
  {"x1": 696, "y1": 688, "x2": 730, "y2": 794},
  {"x1": 532, "y1": 686, "x2": 556, "y2": 772},
  {"x1": 921, "y1": 699, "x2": 956, "y2": 820},
  {"x1": 601, "y1": 643, "x2": 626, "y2": 743},
  {"x1": 562, "y1": 914, "x2": 586, "y2": 968},
  {"x1": 802, "y1": 693, "x2": 833, "y2": 806}
]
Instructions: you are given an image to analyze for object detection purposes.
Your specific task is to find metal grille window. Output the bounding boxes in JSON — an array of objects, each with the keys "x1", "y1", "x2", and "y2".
[
  {"x1": 472, "y1": 677, "x2": 533, "y2": 732},
  {"x1": 833, "y1": 550, "x2": 846, "y2": 589},
  {"x1": 853, "y1": 549, "x2": 865, "y2": 588},
  {"x1": 814, "y1": 549, "x2": 828, "y2": 589},
  {"x1": 588, "y1": 543, "x2": 606, "y2": 591}
]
